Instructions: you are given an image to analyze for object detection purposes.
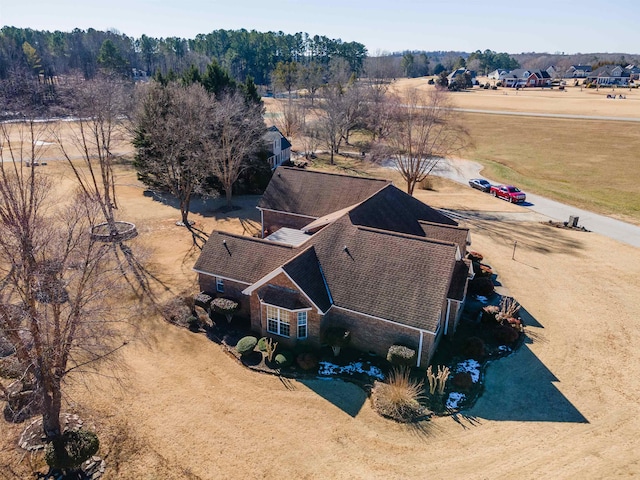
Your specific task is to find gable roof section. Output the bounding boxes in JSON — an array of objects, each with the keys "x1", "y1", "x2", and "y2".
[
  {"x1": 311, "y1": 217, "x2": 458, "y2": 332},
  {"x1": 259, "y1": 285, "x2": 310, "y2": 310},
  {"x1": 258, "y1": 167, "x2": 390, "y2": 218},
  {"x1": 193, "y1": 231, "x2": 297, "y2": 284},
  {"x1": 281, "y1": 247, "x2": 332, "y2": 312},
  {"x1": 589, "y1": 65, "x2": 630, "y2": 78},
  {"x1": 348, "y1": 184, "x2": 457, "y2": 236},
  {"x1": 264, "y1": 126, "x2": 292, "y2": 154},
  {"x1": 419, "y1": 221, "x2": 469, "y2": 252}
]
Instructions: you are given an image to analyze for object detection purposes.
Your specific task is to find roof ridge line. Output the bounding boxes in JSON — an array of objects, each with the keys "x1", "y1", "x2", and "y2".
[
  {"x1": 355, "y1": 224, "x2": 458, "y2": 248},
  {"x1": 278, "y1": 166, "x2": 391, "y2": 183},
  {"x1": 418, "y1": 220, "x2": 469, "y2": 231},
  {"x1": 213, "y1": 230, "x2": 295, "y2": 249}
]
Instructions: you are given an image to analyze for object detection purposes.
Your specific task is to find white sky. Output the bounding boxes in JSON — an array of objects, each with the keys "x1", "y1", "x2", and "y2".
[{"x1": 1, "y1": 0, "x2": 638, "y2": 54}]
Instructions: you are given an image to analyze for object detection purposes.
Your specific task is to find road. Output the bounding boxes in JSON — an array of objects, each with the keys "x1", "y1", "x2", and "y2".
[
  {"x1": 431, "y1": 158, "x2": 640, "y2": 248},
  {"x1": 451, "y1": 107, "x2": 640, "y2": 123}
]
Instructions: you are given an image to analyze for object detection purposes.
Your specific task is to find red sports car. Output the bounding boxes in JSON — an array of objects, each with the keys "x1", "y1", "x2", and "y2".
[{"x1": 490, "y1": 185, "x2": 526, "y2": 203}]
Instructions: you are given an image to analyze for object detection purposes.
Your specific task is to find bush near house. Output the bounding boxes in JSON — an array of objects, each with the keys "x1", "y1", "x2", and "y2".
[
  {"x1": 296, "y1": 352, "x2": 319, "y2": 371},
  {"x1": 462, "y1": 336, "x2": 486, "y2": 360},
  {"x1": 322, "y1": 327, "x2": 351, "y2": 356},
  {"x1": 371, "y1": 368, "x2": 426, "y2": 423},
  {"x1": 468, "y1": 277, "x2": 495, "y2": 297},
  {"x1": 257, "y1": 337, "x2": 268, "y2": 352},
  {"x1": 275, "y1": 351, "x2": 293, "y2": 367},
  {"x1": 386, "y1": 345, "x2": 417, "y2": 367},
  {"x1": 161, "y1": 297, "x2": 192, "y2": 327},
  {"x1": 194, "y1": 292, "x2": 213, "y2": 310},
  {"x1": 211, "y1": 297, "x2": 239, "y2": 323},
  {"x1": 187, "y1": 316, "x2": 200, "y2": 332},
  {"x1": 236, "y1": 336, "x2": 258, "y2": 356},
  {"x1": 451, "y1": 372, "x2": 474, "y2": 392}
]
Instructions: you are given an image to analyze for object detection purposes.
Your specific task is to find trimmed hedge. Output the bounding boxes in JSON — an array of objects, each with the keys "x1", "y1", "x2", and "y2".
[
  {"x1": 194, "y1": 292, "x2": 213, "y2": 310},
  {"x1": 275, "y1": 351, "x2": 293, "y2": 367},
  {"x1": 236, "y1": 336, "x2": 258, "y2": 356},
  {"x1": 44, "y1": 430, "x2": 99, "y2": 470},
  {"x1": 387, "y1": 345, "x2": 417, "y2": 367},
  {"x1": 257, "y1": 337, "x2": 268, "y2": 352}
]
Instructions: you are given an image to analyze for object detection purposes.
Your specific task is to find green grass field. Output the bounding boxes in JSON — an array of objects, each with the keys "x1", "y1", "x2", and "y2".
[{"x1": 461, "y1": 112, "x2": 640, "y2": 224}]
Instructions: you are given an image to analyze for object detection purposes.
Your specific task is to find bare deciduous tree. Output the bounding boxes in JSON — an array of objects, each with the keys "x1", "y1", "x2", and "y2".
[
  {"x1": 133, "y1": 81, "x2": 212, "y2": 226},
  {"x1": 53, "y1": 73, "x2": 133, "y2": 232},
  {"x1": 206, "y1": 91, "x2": 266, "y2": 208},
  {"x1": 317, "y1": 84, "x2": 348, "y2": 165},
  {"x1": 52, "y1": 74, "x2": 151, "y2": 293},
  {"x1": 0, "y1": 119, "x2": 128, "y2": 472},
  {"x1": 274, "y1": 99, "x2": 306, "y2": 141},
  {"x1": 384, "y1": 88, "x2": 469, "y2": 195}
]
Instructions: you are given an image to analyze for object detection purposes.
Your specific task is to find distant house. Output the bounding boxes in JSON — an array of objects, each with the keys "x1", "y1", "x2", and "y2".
[
  {"x1": 546, "y1": 65, "x2": 560, "y2": 79},
  {"x1": 264, "y1": 126, "x2": 291, "y2": 170},
  {"x1": 586, "y1": 65, "x2": 631, "y2": 86},
  {"x1": 565, "y1": 65, "x2": 593, "y2": 78},
  {"x1": 501, "y1": 69, "x2": 551, "y2": 88},
  {"x1": 487, "y1": 69, "x2": 507, "y2": 80},
  {"x1": 447, "y1": 68, "x2": 477, "y2": 82},
  {"x1": 625, "y1": 65, "x2": 640, "y2": 81},
  {"x1": 194, "y1": 167, "x2": 472, "y2": 366}
]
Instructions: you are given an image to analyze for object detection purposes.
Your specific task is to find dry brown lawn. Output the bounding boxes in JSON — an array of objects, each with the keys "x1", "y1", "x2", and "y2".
[
  {"x1": 2, "y1": 154, "x2": 640, "y2": 479},
  {"x1": 393, "y1": 77, "x2": 640, "y2": 118},
  {"x1": 265, "y1": 77, "x2": 640, "y2": 225}
]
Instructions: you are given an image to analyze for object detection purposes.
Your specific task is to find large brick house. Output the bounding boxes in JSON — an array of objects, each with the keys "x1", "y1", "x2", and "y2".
[{"x1": 194, "y1": 167, "x2": 472, "y2": 366}]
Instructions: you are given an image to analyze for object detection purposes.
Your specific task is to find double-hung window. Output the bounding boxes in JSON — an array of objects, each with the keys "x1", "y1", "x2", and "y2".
[
  {"x1": 216, "y1": 277, "x2": 224, "y2": 293},
  {"x1": 267, "y1": 306, "x2": 290, "y2": 337},
  {"x1": 297, "y1": 311, "x2": 307, "y2": 339}
]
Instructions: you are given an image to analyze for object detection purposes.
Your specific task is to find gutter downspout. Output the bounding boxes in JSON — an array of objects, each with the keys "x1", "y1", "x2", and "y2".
[
  {"x1": 417, "y1": 331, "x2": 424, "y2": 367},
  {"x1": 445, "y1": 299, "x2": 451, "y2": 336},
  {"x1": 260, "y1": 209, "x2": 264, "y2": 238}
]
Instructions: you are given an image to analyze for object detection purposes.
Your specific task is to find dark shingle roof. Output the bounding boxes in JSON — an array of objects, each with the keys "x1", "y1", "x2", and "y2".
[
  {"x1": 193, "y1": 231, "x2": 297, "y2": 284},
  {"x1": 282, "y1": 247, "x2": 332, "y2": 312},
  {"x1": 258, "y1": 167, "x2": 390, "y2": 218},
  {"x1": 196, "y1": 170, "x2": 465, "y2": 332},
  {"x1": 259, "y1": 285, "x2": 309, "y2": 310},
  {"x1": 311, "y1": 217, "x2": 458, "y2": 332},
  {"x1": 264, "y1": 126, "x2": 291, "y2": 154},
  {"x1": 419, "y1": 221, "x2": 469, "y2": 253},
  {"x1": 348, "y1": 184, "x2": 458, "y2": 236}
]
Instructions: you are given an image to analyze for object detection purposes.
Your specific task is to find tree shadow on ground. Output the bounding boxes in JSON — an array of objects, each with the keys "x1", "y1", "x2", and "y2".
[
  {"x1": 468, "y1": 343, "x2": 588, "y2": 423},
  {"x1": 298, "y1": 378, "x2": 367, "y2": 418},
  {"x1": 439, "y1": 209, "x2": 587, "y2": 257},
  {"x1": 142, "y1": 191, "x2": 262, "y2": 223}
]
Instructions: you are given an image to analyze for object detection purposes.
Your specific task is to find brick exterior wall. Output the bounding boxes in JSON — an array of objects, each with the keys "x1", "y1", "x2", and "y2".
[
  {"x1": 249, "y1": 272, "x2": 323, "y2": 349},
  {"x1": 322, "y1": 308, "x2": 439, "y2": 367},
  {"x1": 261, "y1": 210, "x2": 316, "y2": 236},
  {"x1": 198, "y1": 274, "x2": 251, "y2": 318},
  {"x1": 237, "y1": 270, "x2": 446, "y2": 366}
]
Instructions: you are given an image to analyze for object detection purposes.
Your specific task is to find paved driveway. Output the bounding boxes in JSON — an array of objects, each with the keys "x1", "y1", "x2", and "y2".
[{"x1": 431, "y1": 158, "x2": 640, "y2": 248}]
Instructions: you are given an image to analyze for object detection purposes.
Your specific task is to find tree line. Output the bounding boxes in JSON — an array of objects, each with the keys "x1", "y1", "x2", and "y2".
[{"x1": 0, "y1": 26, "x2": 367, "y2": 84}]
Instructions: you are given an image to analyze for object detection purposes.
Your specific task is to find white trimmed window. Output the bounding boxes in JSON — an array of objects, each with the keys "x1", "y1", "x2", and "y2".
[
  {"x1": 216, "y1": 277, "x2": 224, "y2": 293},
  {"x1": 266, "y1": 306, "x2": 290, "y2": 337},
  {"x1": 297, "y1": 311, "x2": 307, "y2": 339}
]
